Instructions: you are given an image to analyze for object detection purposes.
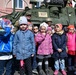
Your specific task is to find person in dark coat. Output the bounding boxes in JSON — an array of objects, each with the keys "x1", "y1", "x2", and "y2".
[{"x1": 52, "y1": 23, "x2": 67, "y2": 75}]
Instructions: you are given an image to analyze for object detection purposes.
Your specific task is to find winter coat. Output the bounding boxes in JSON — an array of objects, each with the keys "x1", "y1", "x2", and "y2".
[
  {"x1": 13, "y1": 30, "x2": 35, "y2": 60},
  {"x1": 0, "y1": 27, "x2": 14, "y2": 56},
  {"x1": 52, "y1": 32, "x2": 67, "y2": 59},
  {"x1": 35, "y1": 33, "x2": 53, "y2": 55},
  {"x1": 67, "y1": 32, "x2": 76, "y2": 55}
]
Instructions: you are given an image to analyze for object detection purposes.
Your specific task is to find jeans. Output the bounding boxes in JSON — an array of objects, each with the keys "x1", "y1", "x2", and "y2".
[
  {"x1": 54, "y1": 59, "x2": 65, "y2": 70},
  {"x1": 68, "y1": 55, "x2": 75, "y2": 67},
  {"x1": 0, "y1": 59, "x2": 13, "y2": 75},
  {"x1": 32, "y1": 54, "x2": 37, "y2": 69}
]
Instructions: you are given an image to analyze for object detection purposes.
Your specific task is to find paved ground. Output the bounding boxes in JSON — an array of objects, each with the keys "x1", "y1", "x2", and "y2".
[
  {"x1": 13, "y1": 69, "x2": 75, "y2": 75},
  {"x1": 2, "y1": 66, "x2": 75, "y2": 75},
  {"x1": 2, "y1": 58, "x2": 74, "y2": 75},
  {"x1": 13, "y1": 58, "x2": 75, "y2": 75}
]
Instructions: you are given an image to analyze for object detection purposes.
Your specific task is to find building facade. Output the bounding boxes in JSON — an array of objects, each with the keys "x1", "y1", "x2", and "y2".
[{"x1": 0, "y1": 0, "x2": 32, "y2": 16}]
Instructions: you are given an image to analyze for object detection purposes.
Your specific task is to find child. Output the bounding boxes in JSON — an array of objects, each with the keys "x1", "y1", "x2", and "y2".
[
  {"x1": 52, "y1": 23, "x2": 67, "y2": 75},
  {"x1": 0, "y1": 19, "x2": 14, "y2": 75},
  {"x1": 13, "y1": 16, "x2": 35, "y2": 75},
  {"x1": 47, "y1": 27, "x2": 52, "y2": 36},
  {"x1": 33, "y1": 26, "x2": 39, "y2": 36},
  {"x1": 66, "y1": 25, "x2": 76, "y2": 71},
  {"x1": 28, "y1": 25, "x2": 33, "y2": 31},
  {"x1": 32, "y1": 26, "x2": 39, "y2": 74},
  {"x1": 35, "y1": 22, "x2": 53, "y2": 75}
]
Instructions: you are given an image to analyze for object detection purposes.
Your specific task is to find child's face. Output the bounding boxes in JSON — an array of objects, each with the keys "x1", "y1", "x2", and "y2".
[
  {"x1": 28, "y1": 25, "x2": 33, "y2": 30},
  {"x1": 47, "y1": 21, "x2": 52, "y2": 26},
  {"x1": 40, "y1": 26, "x2": 46, "y2": 33},
  {"x1": 68, "y1": 28, "x2": 75, "y2": 33},
  {"x1": 26, "y1": 15, "x2": 31, "y2": 20},
  {"x1": 55, "y1": 25, "x2": 61, "y2": 32},
  {"x1": 33, "y1": 26, "x2": 38, "y2": 33},
  {"x1": 47, "y1": 30, "x2": 52, "y2": 35},
  {"x1": 20, "y1": 24, "x2": 28, "y2": 31}
]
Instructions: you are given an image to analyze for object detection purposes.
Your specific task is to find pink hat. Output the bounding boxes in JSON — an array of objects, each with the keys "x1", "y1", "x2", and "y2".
[
  {"x1": 55, "y1": 23, "x2": 63, "y2": 29},
  {"x1": 47, "y1": 27, "x2": 52, "y2": 30},
  {"x1": 67, "y1": 25, "x2": 75, "y2": 29}
]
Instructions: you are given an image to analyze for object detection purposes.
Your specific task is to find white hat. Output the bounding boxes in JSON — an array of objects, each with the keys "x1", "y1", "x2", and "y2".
[
  {"x1": 40, "y1": 22, "x2": 48, "y2": 30},
  {"x1": 19, "y1": 16, "x2": 28, "y2": 25}
]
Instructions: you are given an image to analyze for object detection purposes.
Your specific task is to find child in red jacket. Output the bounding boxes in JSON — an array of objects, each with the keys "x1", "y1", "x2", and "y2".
[{"x1": 67, "y1": 25, "x2": 76, "y2": 71}]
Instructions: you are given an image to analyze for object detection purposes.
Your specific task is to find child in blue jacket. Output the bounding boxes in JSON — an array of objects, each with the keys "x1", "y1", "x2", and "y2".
[
  {"x1": 13, "y1": 16, "x2": 35, "y2": 75},
  {"x1": 0, "y1": 19, "x2": 14, "y2": 75}
]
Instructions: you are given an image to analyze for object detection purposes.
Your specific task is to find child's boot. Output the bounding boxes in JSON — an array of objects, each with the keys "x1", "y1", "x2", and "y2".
[
  {"x1": 61, "y1": 70, "x2": 67, "y2": 75},
  {"x1": 32, "y1": 69, "x2": 38, "y2": 74},
  {"x1": 45, "y1": 69, "x2": 51, "y2": 75},
  {"x1": 74, "y1": 71, "x2": 76, "y2": 75},
  {"x1": 38, "y1": 65, "x2": 46, "y2": 75},
  {"x1": 39, "y1": 69, "x2": 46, "y2": 75},
  {"x1": 45, "y1": 64, "x2": 51, "y2": 75},
  {"x1": 54, "y1": 70, "x2": 59, "y2": 75}
]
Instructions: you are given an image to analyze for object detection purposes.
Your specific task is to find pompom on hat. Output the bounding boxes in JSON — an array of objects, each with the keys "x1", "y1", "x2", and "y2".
[
  {"x1": 19, "y1": 16, "x2": 28, "y2": 25},
  {"x1": 67, "y1": 25, "x2": 75, "y2": 29}
]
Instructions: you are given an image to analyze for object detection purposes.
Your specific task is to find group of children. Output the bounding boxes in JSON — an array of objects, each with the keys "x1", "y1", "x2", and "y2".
[{"x1": 0, "y1": 16, "x2": 76, "y2": 75}]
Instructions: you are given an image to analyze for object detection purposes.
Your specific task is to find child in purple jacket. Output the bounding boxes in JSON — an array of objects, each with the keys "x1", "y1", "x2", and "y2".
[{"x1": 35, "y1": 22, "x2": 53, "y2": 75}]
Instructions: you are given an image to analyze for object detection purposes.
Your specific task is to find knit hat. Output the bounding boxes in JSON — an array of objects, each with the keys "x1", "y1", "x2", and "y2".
[
  {"x1": 47, "y1": 27, "x2": 52, "y2": 31},
  {"x1": 40, "y1": 22, "x2": 48, "y2": 30},
  {"x1": 19, "y1": 16, "x2": 28, "y2": 25},
  {"x1": 55, "y1": 23, "x2": 63, "y2": 30},
  {"x1": 67, "y1": 25, "x2": 75, "y2": 29}
]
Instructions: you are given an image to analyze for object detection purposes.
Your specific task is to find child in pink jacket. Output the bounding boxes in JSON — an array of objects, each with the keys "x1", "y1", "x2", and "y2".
[
  {"x1": 35, "y1": 22, "x2": 53, "y2": 75},
  {"x1": 67, "y1": 25, "x2": 76, "y2": 71}
]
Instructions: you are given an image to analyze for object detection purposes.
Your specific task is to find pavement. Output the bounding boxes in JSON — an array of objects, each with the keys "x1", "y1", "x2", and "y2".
[
  {"x1": 13, "y1": 68, "x2": 75, "y2": 75},
  {"x1": 13, "y1": 58, "x2": 75, "y2": 75},
  {"x1": 2, "y1": 67, "x2": 75, "y2": 75}
]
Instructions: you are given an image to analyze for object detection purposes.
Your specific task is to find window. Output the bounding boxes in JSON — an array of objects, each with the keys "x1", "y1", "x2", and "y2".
[{"x1": 13, "y1": 0, "x2": 24, "y2": 9}]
